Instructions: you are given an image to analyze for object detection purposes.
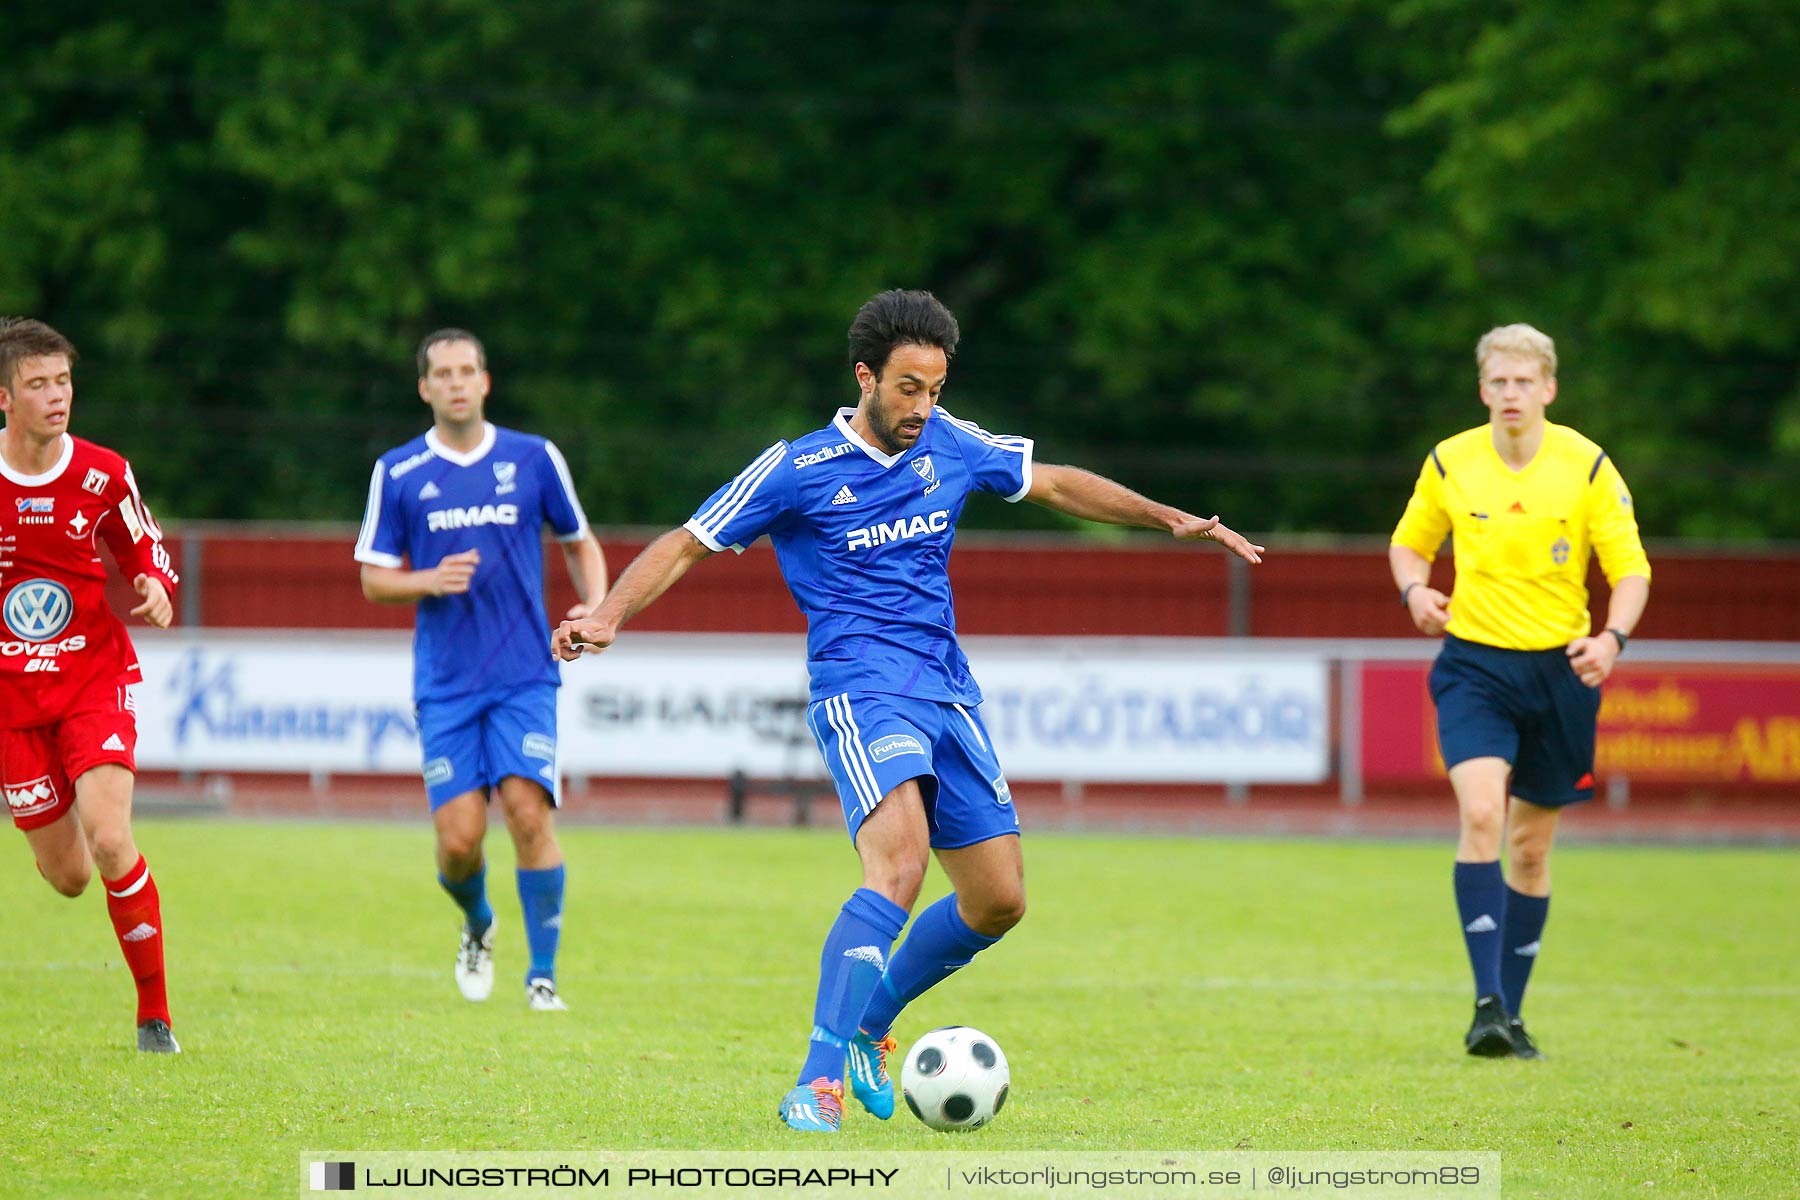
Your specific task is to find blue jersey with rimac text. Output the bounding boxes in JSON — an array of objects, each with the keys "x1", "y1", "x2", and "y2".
[
  {"x1": 684, "y1": 406, "x2": 1033, "y2": 704},
  {"x1": 355, "y1": 422, "x2": 590, "y2": 703}
]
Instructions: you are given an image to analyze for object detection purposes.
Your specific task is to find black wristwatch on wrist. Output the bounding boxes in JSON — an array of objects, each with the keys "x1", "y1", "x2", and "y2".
[
  {"x1": 1606, "y1": 627, "x2": 1629, "y2": 653},
  {"x1": 1401, "y1": 582, "x2": 1423, "y2": 608}
]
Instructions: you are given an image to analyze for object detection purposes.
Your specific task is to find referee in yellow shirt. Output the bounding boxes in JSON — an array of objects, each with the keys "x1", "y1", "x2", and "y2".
[{"x1": 1390, "y1": 324, "x2": 1650, "y2": 1059}]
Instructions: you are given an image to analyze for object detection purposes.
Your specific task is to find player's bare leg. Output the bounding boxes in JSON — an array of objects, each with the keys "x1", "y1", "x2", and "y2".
[
  {"x1": 497, "y1": 776, "x2": 560, "y2": 870},
  {"x1": 1451, "y1": 757, "x2": 1510, "y2": 863},
  {"x1": 1504, "y1": 796, "x2": 1558, "y2": 897},
  {"x1": 433, "y1": 789, "x2": 488, "y2": 879},
  {"x1": 23, "y1": 806, "x2": 94, "y2": 898},
  {"x1": 935, "y1": 834, "x2": 1027, "y2": 939},
  {"x1": 1500, "y1": 798, "x2": 1562, "y2": 1058},
  {"x1": 498, "y1": 776, "x2": 568, "y2": 1010},
  {"x1": 1448, "y1": 757, "x2": 1515, "y2": 1055},
  {"x1": 434, "y1": 790, "x2": 495, "y2": 1000},
  {"x1": 67, "y1": 765, "x2": 176, "y2": 1052},
  {"x1": 854, "y1": 780, "x2": 931, "y2": 912}
]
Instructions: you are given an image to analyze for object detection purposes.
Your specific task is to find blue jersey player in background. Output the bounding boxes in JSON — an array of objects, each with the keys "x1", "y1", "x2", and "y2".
[
  {"x1": 553, "y1": 291, "x2": 1263, "y2": 1130},
  {"x1": 357, "y1": 329, "x2": 607, "y2": 1012}
]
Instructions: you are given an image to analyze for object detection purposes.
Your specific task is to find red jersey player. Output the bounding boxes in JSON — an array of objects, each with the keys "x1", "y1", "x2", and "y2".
[{"x1": 0, "y1": 318, "x2": 181, "y2": 1053}]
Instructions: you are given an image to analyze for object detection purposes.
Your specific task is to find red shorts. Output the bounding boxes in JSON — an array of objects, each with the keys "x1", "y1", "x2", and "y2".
[{"x1": 2, "y1": 684, "x2": 138, "y2": 832}]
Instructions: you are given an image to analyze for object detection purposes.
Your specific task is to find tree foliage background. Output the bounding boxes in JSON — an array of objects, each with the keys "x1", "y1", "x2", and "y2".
[{"x1": 3, "y1": 0, "x2": 1795, "y2": 538}]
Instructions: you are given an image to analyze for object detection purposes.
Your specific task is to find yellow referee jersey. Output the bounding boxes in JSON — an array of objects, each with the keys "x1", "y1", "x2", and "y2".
[{"x1": 1392, "y1": 422, "x2": 1650, "y2": 650}]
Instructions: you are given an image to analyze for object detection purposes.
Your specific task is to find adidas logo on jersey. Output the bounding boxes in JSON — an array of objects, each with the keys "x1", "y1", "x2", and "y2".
[
  {"x1": 831, "y1": 486, "x2": 858, "y2": 506},
  {"x1": 121, "y1": 922, "x2": 159, "y2": 942},
  {"x1": 419, "y1": 481, "x2": 441, "y2": 499},
  {"x1": 101, "y1": 733, "x2": 126, "y2": 752}
]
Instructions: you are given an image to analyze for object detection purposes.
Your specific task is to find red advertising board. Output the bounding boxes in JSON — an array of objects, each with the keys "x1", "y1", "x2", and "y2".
[{"x1": 1360, "y1": 661, "x2": 1800, "y2": 784}]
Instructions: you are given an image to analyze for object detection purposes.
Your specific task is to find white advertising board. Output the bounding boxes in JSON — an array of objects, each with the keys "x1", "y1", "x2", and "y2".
[{"x1": 133, "y1": 633, "x2": 1329, "y2": 783}]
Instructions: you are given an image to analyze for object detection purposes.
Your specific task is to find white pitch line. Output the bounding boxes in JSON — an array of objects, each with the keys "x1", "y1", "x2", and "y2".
[{"x1": 3, "y1": 961, "x2": 1795, "y2": 999}]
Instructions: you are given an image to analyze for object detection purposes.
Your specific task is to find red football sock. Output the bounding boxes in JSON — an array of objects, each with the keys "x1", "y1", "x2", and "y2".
[{"x1": 102, "y1": 855, "x2": 170, "y2": 1026}]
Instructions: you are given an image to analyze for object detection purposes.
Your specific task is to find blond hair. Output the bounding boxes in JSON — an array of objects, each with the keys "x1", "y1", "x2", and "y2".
[{"x1": 1475, "y1": 324, "x2": 1556, "y2": 378}]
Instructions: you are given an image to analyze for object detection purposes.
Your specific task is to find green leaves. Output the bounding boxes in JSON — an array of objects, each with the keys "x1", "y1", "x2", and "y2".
[{"x1": 4, "y1": 2, "x2": 1794, "y2": 537}]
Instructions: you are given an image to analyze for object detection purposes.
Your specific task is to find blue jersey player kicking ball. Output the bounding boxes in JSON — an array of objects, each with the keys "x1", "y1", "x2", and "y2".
[
  {"x1": 553, "y1": 291, "x2": 1264, "y2": 1130},
  {"x1": 357, "y1": 329, "x2": 608, "y2": 1012}
]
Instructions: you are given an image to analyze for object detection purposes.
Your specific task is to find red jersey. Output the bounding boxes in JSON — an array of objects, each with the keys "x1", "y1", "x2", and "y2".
[{"x1": 0, "y1": 435, "x2": 178, "y2": 729}]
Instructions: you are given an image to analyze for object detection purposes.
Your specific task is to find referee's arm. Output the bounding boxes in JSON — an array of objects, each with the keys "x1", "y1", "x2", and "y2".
[
  {"x1": 1391, "y1": 543, "x2": 1451, "y2": 636},
  {"x1": 1391, "y1": 454, "x2": 1452, "y2": 636},
  {"x1": 1570, "y1": 458, "x2": 1651, "y2": 685}
]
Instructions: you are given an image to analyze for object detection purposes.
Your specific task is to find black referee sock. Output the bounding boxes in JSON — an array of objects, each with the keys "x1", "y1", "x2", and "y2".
[
  {"x1": 1501, "y1": 886, "x2": 1550, "y2": 1016},
  {"x1": 1453, "y1": 860, "x2": 1507, "y2": 1001}
]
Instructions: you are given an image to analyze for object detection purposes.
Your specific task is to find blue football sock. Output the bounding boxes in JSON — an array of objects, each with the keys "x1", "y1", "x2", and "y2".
[
  {"x1": 799, "y1": 888, "x2": 908, "y2": 1085},
  {"x1": 439, "y1": 864, "x2": 493, "y2": 935},
  {"x1": 1453, "y1": 860, "x2": 1507, "y2": 1002},
  {"x1": 516, "y1": 864, "x2": 566, "y2": 984},
  {"x1": 857, "y1": 893, "x2": 1000, "y2": 1042},
  {"x1": 1501, "y1": 886, "x2": 1549, "y2": 1017}
]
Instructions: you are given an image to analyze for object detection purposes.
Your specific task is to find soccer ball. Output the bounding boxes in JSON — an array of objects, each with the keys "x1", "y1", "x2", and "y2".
[{"x1": 900, "y1": 1026, "x2": 1010, "y2": 1131}]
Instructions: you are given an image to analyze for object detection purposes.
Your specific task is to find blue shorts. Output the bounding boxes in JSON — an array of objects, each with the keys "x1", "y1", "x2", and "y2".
[
  {"x1": 1428, "y1": 635, "x2": 1601, "y2": 808},
  {"x1": 806, "y1": 692, "x2": 1020, "y2": 849},
  {"x1": 416, "y1": 681, "x2": 561, "y2": 811}
]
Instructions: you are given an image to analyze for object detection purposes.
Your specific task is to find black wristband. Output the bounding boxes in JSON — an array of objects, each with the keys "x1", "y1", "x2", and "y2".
[
  {"x1": 1401, "y1": 581, "x2": 1423, "y2": 608},
  {"x1": 1606, "y1": 627, "x2": 1629, "y2": 653}
]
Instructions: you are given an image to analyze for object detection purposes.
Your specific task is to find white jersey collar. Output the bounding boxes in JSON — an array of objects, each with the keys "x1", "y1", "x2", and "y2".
[
  {"x1": 425, "y1": 422, "x2": 497, "y2": 467},
  {"x1": 0, "y1": 432, "x2": 74, "y2": 486},
  {"x1": 832, "y1": 407, "x2": 912, "y2": 469}
]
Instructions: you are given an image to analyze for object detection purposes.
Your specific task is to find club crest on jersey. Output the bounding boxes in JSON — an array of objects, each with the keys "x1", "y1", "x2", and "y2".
[
  {"x1": 1551, "y1": 537, "x2": 1571, "y2": 565},
  {"x1": 82, "y1": 468, "x2": 110, "y2": 495},
  {"x1": 911, "y1": 455, "x2": 941, "y2": 496},
  {"x1": 4, "y1": 579, "x2": 75, "y2": 642},
  {"x1": 65, "y1": 510, "x2": 91, "y2": 540},
  {"x1": 493, "y1": 461, "x2": 517, "y2": 495},
  {"x1": 845, "y1": 509, "x2": 951, "y2": 552}
]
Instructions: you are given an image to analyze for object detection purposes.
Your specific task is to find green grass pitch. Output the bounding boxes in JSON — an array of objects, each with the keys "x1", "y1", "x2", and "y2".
[{"x1": 1, "y1": 819, "x2": 1795, "y2": 1198}]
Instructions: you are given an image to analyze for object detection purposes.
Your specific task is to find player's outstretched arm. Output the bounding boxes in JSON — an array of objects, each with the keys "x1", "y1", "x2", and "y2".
[
  {"x1": 1025, "y1": 463, "x2": 1264, "y2": 563},
  {"x1": 553, "y1": 528, "x2": 713, "y2": 661}
]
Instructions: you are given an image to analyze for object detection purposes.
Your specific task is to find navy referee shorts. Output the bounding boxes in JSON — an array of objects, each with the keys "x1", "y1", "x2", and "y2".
[{"x1": 1428, "y1": 634, "x2": 1602, "y2": 808}]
